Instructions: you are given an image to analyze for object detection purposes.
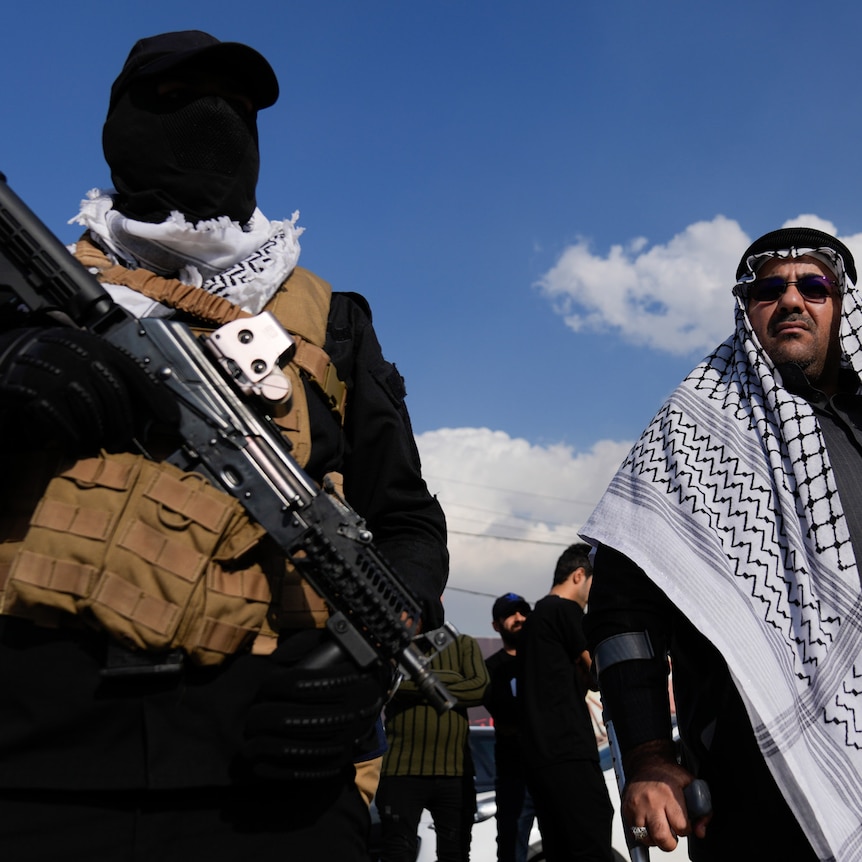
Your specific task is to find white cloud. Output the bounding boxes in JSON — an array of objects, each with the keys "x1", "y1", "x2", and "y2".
[
  {"x1": 791, "y1": 217, "x2": 862, "y2": 278},
  {"x1": 536, "y1": 215, "x2": 862, "y2": 356},
  {"x1": 423, "y1": 214, "x2": 862, "y2": 639},
  {"x1": 417, "y1": 427, "x2": 631, "y2": 637}
]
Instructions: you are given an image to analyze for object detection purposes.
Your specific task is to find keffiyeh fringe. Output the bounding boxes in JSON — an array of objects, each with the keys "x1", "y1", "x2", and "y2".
[{"x1": 70, "y1": 189, "x2": 303, "y2": 316}]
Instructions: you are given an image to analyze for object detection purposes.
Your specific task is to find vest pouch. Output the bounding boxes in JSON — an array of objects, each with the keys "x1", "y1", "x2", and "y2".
[
  {"x1": 269, "y1": 362, "x2": 312, "y2": 466},
  {"x1": 187, "y1": 545, "x2": 273, "y2": 666},
  {"x1": 3, "y1": 453, "x2": 273, "y2": 666},
  {"x1": 2, "y1": 454, "x2": 142, "y2": 624}
]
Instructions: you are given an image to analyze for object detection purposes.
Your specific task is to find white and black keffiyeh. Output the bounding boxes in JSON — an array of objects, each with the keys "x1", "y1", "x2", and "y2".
[
  {"x1": 70, "y1": 189, "x2": 303, "y2": 318},
  {"x1": 581, "y1": 255, "x2": 862, "y2": 860}
]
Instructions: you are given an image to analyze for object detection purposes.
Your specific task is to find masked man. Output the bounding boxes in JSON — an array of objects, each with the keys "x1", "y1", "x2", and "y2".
[{"x1": 0, "y1": 30, "x2": 448, "y2": 862}]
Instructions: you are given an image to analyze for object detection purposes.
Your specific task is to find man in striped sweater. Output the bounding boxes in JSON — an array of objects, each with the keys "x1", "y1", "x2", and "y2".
[{"x1": 377, "y1": 633, "x2": 489, "y2": 862}]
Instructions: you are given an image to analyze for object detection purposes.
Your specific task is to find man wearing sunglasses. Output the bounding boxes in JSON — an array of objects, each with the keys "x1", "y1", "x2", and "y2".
[
  {"x1": 735, "y1": 254, "x2": 844, "y2": 397},
  {"x1": 580, "y1": 227, "x2": 862, "y2": 861}
]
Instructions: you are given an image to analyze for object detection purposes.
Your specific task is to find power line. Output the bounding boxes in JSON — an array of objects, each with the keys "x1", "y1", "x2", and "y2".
[
  {"x1": 446, "y1": 513, "x2": 545, "y2": 531},
  {"x1": 443, "y1": 584, "x2": 500, "y2": 599},
  {"x1": 425, "y1": 473, "x2": 599, "y2": 508},
  {"x1": 448, "y1": 529, "x2": 577, "y2": 547},
  {"x1": 442, "y1": 500, "x2": 585, "y2": 531}
]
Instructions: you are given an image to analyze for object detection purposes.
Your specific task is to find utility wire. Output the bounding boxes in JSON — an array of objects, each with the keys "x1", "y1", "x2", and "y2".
[
  {"x1": 426, "y1": 474, "x2": 593, "y2": 546},
  {"x1": 441, "y1": 500, "x2": 586, "y2": 531},
  {"x1": 443, "y1": 584, "x2": 500, "y2": 598},
  {"x1": 447, "y1": 529, "x2": 578, "y2": 547},
  {"x1": 425, "y1": 473, "x2": 599, "y2": 508}
]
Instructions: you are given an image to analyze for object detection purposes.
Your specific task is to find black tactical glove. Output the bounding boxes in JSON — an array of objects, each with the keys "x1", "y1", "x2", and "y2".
[
  {"x1": 0, "y1": 326, "x2": 179, "y2": 455},
  {"x1": 242, "y1": 629, "x2": 389, "y2": 782}
]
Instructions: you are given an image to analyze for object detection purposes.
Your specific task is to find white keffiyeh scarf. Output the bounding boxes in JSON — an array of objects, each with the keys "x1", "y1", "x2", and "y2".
[
  {"x1": 69, "y1": 189, "x2": 303, "y2": 318},
  {"x1": 581, "y1": 262, "x2": 862, "y2": 860}
]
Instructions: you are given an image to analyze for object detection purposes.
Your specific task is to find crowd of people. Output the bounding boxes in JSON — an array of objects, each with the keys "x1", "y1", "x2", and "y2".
[{"x1": 2, "y1": 23, "x2": 860, "y2": 862}]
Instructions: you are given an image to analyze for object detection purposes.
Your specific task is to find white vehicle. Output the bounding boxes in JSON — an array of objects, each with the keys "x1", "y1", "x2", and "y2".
[{"x1": 410, "y1": 725, "x2": 690, "y2": 862}]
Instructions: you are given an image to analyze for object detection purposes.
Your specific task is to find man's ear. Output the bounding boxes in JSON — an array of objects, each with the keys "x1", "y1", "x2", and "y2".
[
  {"x1": 570, "y1": 566, "x2": 587, "y2": 585},
  {"x1": 492, "y1": 620, "x2": 501, "y2": 634}
]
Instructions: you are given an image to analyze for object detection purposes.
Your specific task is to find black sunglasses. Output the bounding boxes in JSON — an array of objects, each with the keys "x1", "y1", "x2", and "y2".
[{"x1": 739, "y1": 274, "x2": 838, "y2": 304}]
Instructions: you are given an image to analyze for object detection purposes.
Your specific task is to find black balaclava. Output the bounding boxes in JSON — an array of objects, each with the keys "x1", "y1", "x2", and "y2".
[
  {"x1": 103, "y1": 81, "x2": 260, "y2": 225},
  {"x1": 101, "y1": 31, "x2": 279, "y2": 226}
]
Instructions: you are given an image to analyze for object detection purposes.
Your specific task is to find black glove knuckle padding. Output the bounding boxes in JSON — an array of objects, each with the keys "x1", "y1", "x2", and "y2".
[
  {"x1": 242, "y1": 630, "x2": 389, "y2": 781},
  {"x1": 0, "y1": 326, "x2": 178, "y2": 453}
]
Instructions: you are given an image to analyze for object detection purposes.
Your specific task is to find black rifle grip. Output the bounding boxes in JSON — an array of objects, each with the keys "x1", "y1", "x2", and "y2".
[{"x1": 684, "y1": 779, "x2": 712, "y2": 820}]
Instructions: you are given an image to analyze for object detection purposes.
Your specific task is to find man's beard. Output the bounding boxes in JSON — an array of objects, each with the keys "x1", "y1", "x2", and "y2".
[{"x1": 500, "y1": 627, "x2": 524, "y2": 651}]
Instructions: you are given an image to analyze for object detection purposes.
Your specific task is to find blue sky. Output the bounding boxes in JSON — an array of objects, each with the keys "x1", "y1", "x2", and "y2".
[{"x1": 4, "y1": 1, "x2": 862, "y2": 637}]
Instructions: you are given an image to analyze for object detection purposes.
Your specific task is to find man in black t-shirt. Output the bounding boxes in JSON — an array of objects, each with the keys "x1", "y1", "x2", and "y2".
[
  {"x1": 483, "y1": 593, "x2": 535, "y2": 862},
  {"x1": 517, "y1": 544, "x2": 613, "y2": 862}
]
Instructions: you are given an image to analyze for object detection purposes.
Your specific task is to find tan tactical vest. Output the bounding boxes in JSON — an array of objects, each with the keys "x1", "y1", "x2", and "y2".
[{"x1": 0, "y1": 242, "x2": 348, "y2": 665}]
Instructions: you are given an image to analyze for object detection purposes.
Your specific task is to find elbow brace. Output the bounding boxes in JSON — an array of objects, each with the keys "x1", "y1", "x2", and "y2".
[
  {"x1": 594, "y1": 631, "x2": 672, "y2": 754},
  {"x1": 593, "y1": 631, "x2": 655, "y2": 676}
]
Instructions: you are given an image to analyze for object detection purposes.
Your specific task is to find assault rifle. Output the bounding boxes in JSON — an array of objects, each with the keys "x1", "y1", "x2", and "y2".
[{"x1": 0, "y1": 172, "x2": 456, "y2": 712}]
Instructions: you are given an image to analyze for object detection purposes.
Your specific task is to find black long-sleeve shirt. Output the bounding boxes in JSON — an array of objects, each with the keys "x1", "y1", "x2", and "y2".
[
  {"x1": 583, "y1": 367, "x2": 862, "y2": 859},
  {"x1": 585, "y1": 366, "x2": 862, "y2": 766},
  {"x1": 381, "y1": 634, "x2": 488, "y2": 776}
]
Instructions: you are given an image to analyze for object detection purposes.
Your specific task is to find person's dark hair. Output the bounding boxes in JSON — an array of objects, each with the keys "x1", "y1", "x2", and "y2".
[{"x1": 552, "y1": 542, "x2": 593, "y2": 585}]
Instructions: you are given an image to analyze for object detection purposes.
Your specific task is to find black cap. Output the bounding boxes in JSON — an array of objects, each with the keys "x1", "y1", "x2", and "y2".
[
  {"x1": 736, "y1": 227, "x2": 856, "y2": 284},
  {"x1": 109, "y1": 30, "x2": 279, "y2": 112},
  {"x1": 492, "y1": 593, "x2": 531, "y2": 621}
]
